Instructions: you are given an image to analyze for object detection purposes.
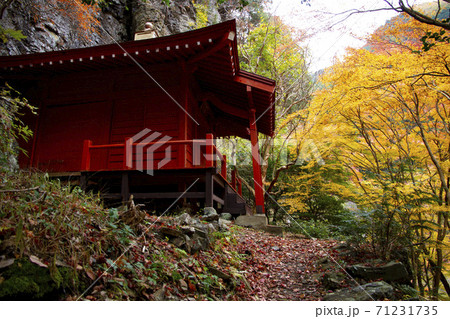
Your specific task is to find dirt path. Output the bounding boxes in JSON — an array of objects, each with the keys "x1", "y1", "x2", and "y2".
[{"x1": 236, "y1": 228, "x2": 339, "y2": 300}]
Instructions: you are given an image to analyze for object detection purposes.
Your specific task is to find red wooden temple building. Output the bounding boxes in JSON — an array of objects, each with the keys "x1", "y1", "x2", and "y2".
[{"x1": 0, "y1": 20, "x2": 276, "y2": 215}]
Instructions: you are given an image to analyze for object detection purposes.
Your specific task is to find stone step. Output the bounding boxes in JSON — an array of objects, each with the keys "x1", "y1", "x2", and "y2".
[
  {"x1": 259, "y1": 225, "x2": 285, "y2": 236},
  {"x1": 224, "y1": 187, "x2": 250, "y2": 216},
  {"x1": 235, "y1": 214, "x2": 267, "y2": 228}
]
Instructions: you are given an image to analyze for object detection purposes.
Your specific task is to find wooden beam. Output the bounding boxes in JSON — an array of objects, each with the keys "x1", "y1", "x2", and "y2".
[
  {"x1": 201, "y1": 92, "x2": 248, "y2": 119},
  {"x1": 132, "y1": 192, "x2": 206, "y2": 199},
  {"x1": 234, "y1": 75, "x2": 276, "y2": 93},
  {"x1": 213, "y1": 174, "x2": 225, "y2": 188},
  {"x1": 188, "y1": 31, "x2": 234, "y2": 65},
  {"x1": 213, "y1": 194, "x2": 224, "y2": 205}
]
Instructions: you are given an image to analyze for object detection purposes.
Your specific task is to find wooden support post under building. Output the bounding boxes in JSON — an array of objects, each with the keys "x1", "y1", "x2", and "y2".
[
  {"x1": 121, "y1": 172, "x2": 129, "y2": 203},
  {"x1": 205, "y1": 169, "x2": 213, "y2": 208},
  {"x1": 247, "y1": 86, "x2": 265, "y2": 214},
  {"x1": 80, "y1": 173, "x2": 87, "y2": 192}
]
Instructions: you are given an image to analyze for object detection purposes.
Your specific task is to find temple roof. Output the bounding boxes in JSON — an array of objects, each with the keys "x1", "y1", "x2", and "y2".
[{"x1": 0, "y1": 20, "x2": 276, "y2": 137}]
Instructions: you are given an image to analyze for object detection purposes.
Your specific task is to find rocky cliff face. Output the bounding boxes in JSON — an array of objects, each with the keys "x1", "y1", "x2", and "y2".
[
  {"x1": 0, "y1": 0, "x2": 128, "y2": 55},
  {"x1": 0, "y1": 0, "x2": 226, "y2": 56}
]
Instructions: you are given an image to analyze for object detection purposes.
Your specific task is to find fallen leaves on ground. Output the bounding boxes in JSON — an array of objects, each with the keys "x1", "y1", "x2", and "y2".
[{"x1": 235, "y1": 228, "x2": 338, "y2": 300}]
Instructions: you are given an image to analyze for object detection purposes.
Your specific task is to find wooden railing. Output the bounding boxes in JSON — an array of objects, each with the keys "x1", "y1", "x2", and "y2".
[
  {"x1": 81, "y1": 133, "x2": 242, "y2": 195},
  {"x1": 231, "y1": 169, "x2": 243, "y2": 196},
  {"x1": 81, "y1": 133, "x2": 244, "y2": 196}
]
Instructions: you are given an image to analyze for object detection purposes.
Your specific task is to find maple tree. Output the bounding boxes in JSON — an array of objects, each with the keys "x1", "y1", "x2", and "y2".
[
  {"x1": 303, "y1": 14, "x2": 449, "y2": 299},
  {"x1": 218, "y1": 16, "x2": 314, "y2": 218},
  {"x1": 383, "y1": 0, "x2": 450, "y2": 31},
  {"x1": 35, "y1": 0, "x2": 101, "y2": 40},
  {"x1": 0, "y1": 0, "x2": 102, "y2": 43}
]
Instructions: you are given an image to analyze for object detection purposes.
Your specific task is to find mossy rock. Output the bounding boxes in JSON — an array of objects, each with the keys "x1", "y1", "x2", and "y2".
[{"x1": 0, "y1": 258, "x2": 72, "y2": 300}]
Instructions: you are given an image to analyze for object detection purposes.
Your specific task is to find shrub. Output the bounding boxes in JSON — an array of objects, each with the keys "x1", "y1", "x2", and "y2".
[{"x1": 0, "y1": 84, "x2": 35, "y2": 172}]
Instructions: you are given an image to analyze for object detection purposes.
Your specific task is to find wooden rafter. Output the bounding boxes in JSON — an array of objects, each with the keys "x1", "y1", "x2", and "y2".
[
  {"x1": 201, "y1": 92, "x2": 248, "y2": 119},
  {"x1": 188, "y1": 31, "x2": 235, "y2": 65}
]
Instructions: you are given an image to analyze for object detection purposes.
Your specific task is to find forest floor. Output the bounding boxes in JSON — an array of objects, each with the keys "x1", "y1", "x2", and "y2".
[
  {"x1": 235, "y1": 228, "x2": 342, "y2": 301},
  {"x1": 0, "y1": 169, "x2": 363, "y2": 301}
]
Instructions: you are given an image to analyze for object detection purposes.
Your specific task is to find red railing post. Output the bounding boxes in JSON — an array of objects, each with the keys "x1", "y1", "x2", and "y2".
[
  {"x1": 123, "y1": 138, "x2": 133, "y2": 170},
  {"x1": 81, "y1": 139, "x2": 92, "y2": 171},
  {"x1": 248, "y1": 105, "x2": 265, "y2": 214},
  {"x1": 206, "y1": 133, "x2": 214, "y2": 168},
  {"x1": 221, "y1": 154, "x2": 227, "y2": 180},
  {"x1": 231, "y1": 169, "x2": 237, "y2": 189}
]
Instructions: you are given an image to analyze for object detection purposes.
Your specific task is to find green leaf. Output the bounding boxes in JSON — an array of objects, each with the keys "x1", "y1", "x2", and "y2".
[{"x1": 0, "y1": 26, "x2": 27, "y2": 43}]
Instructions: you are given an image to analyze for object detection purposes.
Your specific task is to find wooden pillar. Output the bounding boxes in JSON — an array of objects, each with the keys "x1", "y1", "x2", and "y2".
[
  {"x1": 80, "y1": 173, "x2": 87, "y2": 192},
  {"x1": 178, "y1": 62, "x2": 189, "y2": 168},
  {"x1": 121, "y1": 172, "x2": 129, "y2": 203},
  {"x1": 206, "y1": 133, "x2": 214, "y2": 167},
  {"x1": 205, "y1": 169, "x2": 213, "y2": 208},
  {"x1": 124, "y1": 138, "x2": 133, "y2": 170},
  {"x1": 221, "y1": 154, "x2": 227, "y2": 181},
  {"x1": 247, "y1": 86, "x2": 265, "y2": 214},
  {"x1": 231, "y1": 169, "x2": 237, "y2": 189},
  {"x1": 81, "y1": 139, "x2": 92, "y2": 171}
]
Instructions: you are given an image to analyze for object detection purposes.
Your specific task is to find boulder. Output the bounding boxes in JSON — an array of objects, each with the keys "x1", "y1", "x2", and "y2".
[
  {"x1": 201, "y1": 207, "x2": 219, "y2": 222},
  {"x1": 220, "y1": 213, "x2": 233, "y2": 221},
  {"x1": 206, "y1": 222, "x2": 218, "y2": 233},
  {"x1": 175, "y1": 213, "x2": 193, "y2": 226},
  {"x1": 323, "y1": 281, "x2": 394, "y2": 301},
  {"x1": 193, "y1": 222, "x2": 216, "y2": 235},
  {"x1": 191, "y1": 233, "x2": 210, "y2": 253},
  {"x1": 180, "y1": 226, "x2": 195, "y2": 236},
  {"x1": 171, "y1": 236, "x2": 187, "y2": 249},
  {"x1": 218, "y1": 219, "x2": 230, "y2": 231},
  {"x1": 192, "y1": 227, "x2": 209, "y2": 239},
  {"x1": 159, "y1": 226, "x2": 183, "y2": 238},
  {"x1": 322, "y1": 272, "x2": 346, "y2": 290},
  {"x1": 151, "y1": 285, "x2": 167, "y2": 301},
  {"x1": 346, "y1": 261, "x2": 410, "y2": 284}
]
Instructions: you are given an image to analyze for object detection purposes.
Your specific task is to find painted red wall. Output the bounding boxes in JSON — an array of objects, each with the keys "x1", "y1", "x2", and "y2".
[{"x1": 20, "y1": 63, "x2": 191, "y2": 173}]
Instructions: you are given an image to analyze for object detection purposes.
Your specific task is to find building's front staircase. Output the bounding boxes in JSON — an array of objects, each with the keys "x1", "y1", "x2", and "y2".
[{"x1": 223, "y1": 185, "x2": 252, "y2": 216}]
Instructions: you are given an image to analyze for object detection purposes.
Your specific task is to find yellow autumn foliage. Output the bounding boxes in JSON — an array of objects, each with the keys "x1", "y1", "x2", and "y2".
[{"x1": 292, "y1": 14, "x2": 450, "y2": 298}]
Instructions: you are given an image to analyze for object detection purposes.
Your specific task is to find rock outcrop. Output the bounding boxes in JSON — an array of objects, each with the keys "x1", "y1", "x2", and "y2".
[
  {"x1": 131, "y1": 0, "x2": 196, "y2": 36},
  {"x1": 0, "y1": 0, "x2": 130, "y2": 55},
  {"x1": 323, "y1": 281, "x2": 394, "y2": 301},
  {"x1": 0, "y1": 0, "x2": 223, "y2": 56},
  {"x1": 160, "y1": 212, "x2": 231, "y2": 254},
  {"x1": 346, "y1": 261, "x2": 411, "y2": 284}
]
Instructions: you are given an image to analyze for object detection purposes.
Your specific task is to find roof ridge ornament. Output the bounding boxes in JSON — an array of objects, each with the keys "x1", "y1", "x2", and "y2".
[{"x1": 134, "y1": 22, "x2": 159, "y2": 41}]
